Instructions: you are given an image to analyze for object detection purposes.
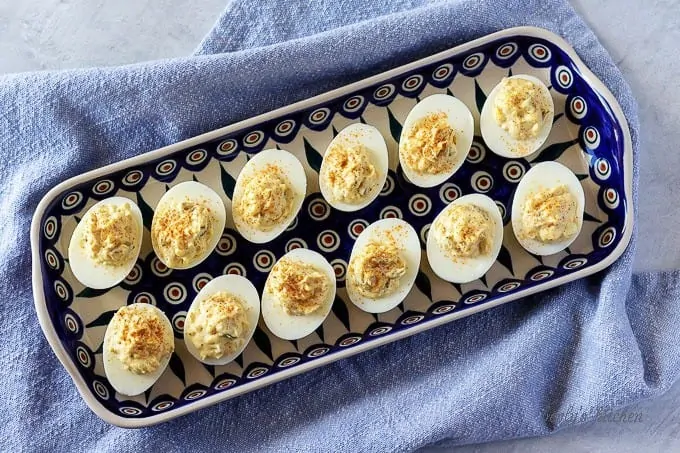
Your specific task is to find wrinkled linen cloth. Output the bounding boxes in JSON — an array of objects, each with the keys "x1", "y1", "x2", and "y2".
[{"x1": 3, "y1": 0, "x2": 679, "y2": 451}]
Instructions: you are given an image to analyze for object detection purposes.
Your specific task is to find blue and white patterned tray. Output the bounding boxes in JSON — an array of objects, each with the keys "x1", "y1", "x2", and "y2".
[{"x1": 30, "y1": 26, "x2": 633, "y2": 427}]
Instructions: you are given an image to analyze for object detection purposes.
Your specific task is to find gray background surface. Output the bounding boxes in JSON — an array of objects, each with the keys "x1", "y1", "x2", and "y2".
[{"x1": 2, "y1": 0, "x2": 679, "y2": 451}]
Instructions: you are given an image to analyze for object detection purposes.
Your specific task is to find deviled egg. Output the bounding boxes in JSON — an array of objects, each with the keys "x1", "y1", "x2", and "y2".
[
  {"x1": 346, "y1": 218, "x2": 420, "y2": 313},
  {"x1": 68, "y1": 197, "x2": 143, "y2": 289},
  {"x1": 183, "y1": 275, "x2": 260, "y2": 365},
  {"x1": 151, "y1": 181, "x2": 226, "y2": 270},
  {"x1": 480, "y1": 75, "x2": 554, "y2": 158},
  {"x1": 319, "y1": 123, "x2": 388, "y2": 212},
  {"x1": 398, "y1": 94, "x2": 474, "y2": 188},
  {"x1": 232, "y1": 149, "x2": 306, "y2": 243},
  {"x1": 511, "y1": 161, "x2": 584, "y2": 255},
  {"x1": 103, "y1": 303, "x2": 174, "y2": 396},
  {"x1": 262, "y1": 249, "x2": 336, "y2": 340},
  {"x1": 427, "y1": 194, "x2": 503, "y2": 283}
]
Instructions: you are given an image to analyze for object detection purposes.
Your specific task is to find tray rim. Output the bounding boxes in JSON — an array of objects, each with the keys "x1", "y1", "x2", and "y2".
[{"x1": 30, "y1": 25, "x2": 635, "y2": 428}]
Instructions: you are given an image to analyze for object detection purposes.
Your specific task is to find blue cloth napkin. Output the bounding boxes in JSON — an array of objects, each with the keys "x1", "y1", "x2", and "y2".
[{"x1": 2, "y1": 0, "x2": 678, "y2": 451}]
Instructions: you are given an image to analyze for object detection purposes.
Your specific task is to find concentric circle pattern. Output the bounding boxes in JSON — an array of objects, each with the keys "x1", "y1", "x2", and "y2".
[
  {"x1": 495, "y1": 42, "x2": 518, "y2": 60},
  {"x1": 216, "y1": 233, "x2": 238, "y2": 256},
  {"x1": 243, "y1": 130, "x2": 265, "y2": 148},
  {"x1": 570, "y1": 96, "x2": 588, "y2": 120},
  {"x1": 583, "y1": 126, "x2": 601, "y2": 149},
  {"x1": 253, "y1": 250, "x2": 276, "y2": 272},
  {"x1": 317, "y1": 230, "x2": 340, "y2": 252},
  {"x1": 119, "y1": 407, "x2": 142, "y2": 416},
  {"x1": 373, "y1": 84, "x2": 396, "y2": 103},
  {"x1": 430, "y1": 304, "x2": 456, "y2": 315},
  {"x1": 400, "y1": 314, "x2": 425, "y2": 326},
  {"x1": 400, "y1": 75, "x2": 424, "y2": 95},
  {"x1": 420, "y1": 223, "x2": 431, "y2": 244},
  {"x1": 369, "y1": 326, "x2": 392, "y2": 336},
  {"x1": 151, "y1": 256, "x2": 173, "y2": 277},
  {"x1": 463, "y1": 293, "x2": 488, "y2": 305},
  {"x1": 92, "y1": 380, "x2": 110, "y2": 400},
  {"x1": 554, "y1": 65, "x2": 573, "y2": 89},
  {"x1": 285, "y1": 238, "x2": 308, "y2": 252},
  {"x1": 306, "y1": 346, "x2": 330, "y2": 358},
  {"x1": 439, "y1": 183, "x2": 461, "y2": 204},
  {"x1": 598, "y1": 226, "x2": 617, "y2": 248},
  {"x1": 155, "y1": 159, "x2": 177, "y2": 178},
  {"x1": 44, "y1": 248, "x2": 61, "y2": 271},
  {"x1": 274, "y1": 119, "x2": 296, "y2": 137},
  {"x1": 343, "y1": 95, "x2": 365, "y2": 114},
  {"x1": 380, "y1": 206, "x2": 403, "y2": 219},
  {"x1": 43, "y1": 216, "x2": 58, "y2": 240},
  {"x1": 408, "y1": 194, "x2": 432, "y2": 217},
  {"x1": 61, "y1": 191, "x2": 84, "y2": 211},
  {"x1": 308, "y1": 108, "x2": 331, "y2": 126},
  {"x1": 35, "y1": 35, "x2": 630, "y2": 420},
  {"x1": 192, "y1": 273, "x2": 212, "y2": 293},
  {"x1": 594, "y1": 157, "x2": 611, "y2": 180},
  {"x1": 308, "y1": 198, "x2": 331, "y2": 221},
  {"x1": 172, "y1": 311, "x2": 187, "y2": 335},
  {"x1": 330, "y1": 258, "x2": 348, "y2": 282},
  {"x1": 183, "y1": 389, "x2": 207, "y2": 401},
  {"x1": 277, "y1": 356, "x2": 301, "y2": 368},
  {"x1": 462, "y1": 52, "x2": 485, "y2": 73},
  {"x1": 92, "y1": 179, "x2": 115, "y2": 197},
  {"x1": 347, "y1": 219, "x2": 368, "y2": 240},
  {"x1": 466, "y1": 141, "x2": 486, "y2": 164},
  {"x1": 122, "y1": 169, "x2": 145, "y2": 188},
  {"x1": 246, "y1": 367, "x2": 269, "y2": 379},
  {"x1": 223, "y1": 262, "x2": 247, "y2": 276},
  {"x1": 217, "y1": 139, "x2": 238, "y2": 157},
  {"x1": 337, "y1": 335, "x2": 362, "y2": 347},
  {"x1": 529, "y1": 269, "x2": 555, "y2": 281},
  {"x1": 164, "y1": 282, "x2": 187, "y2": 305},
  {"x1": 131, "y1": 291, "x2": 156, "y2": 306},
  {"x1": 151, "y1": 401, "x2": 174, "y2": 412},
  {"x1": 502, "y1": 161, "x2": 525, "y2": 183},
  {"x1": 431, "y1": 63, "x2": 454, "y2": 84},
  {"x1": 123, "y1": 263, "x2": 143, "y2": 286},
  {"x1": 380, "y1": 174, "x2": 395, "y2": 196},
  {"x1": 496, "y1": 281, "x2": 521, "y2": 293},
  {"x1": 562, "y1": 257, "x2": 588, "y2": 270},
  {"x1": 214, "y1": 378, "x2": 237, "y2": 391},
  {"x1": 527, "y1": 43, "x2": 551, "y2": 63},
  {"x1": 63, "y1": 310, "x2": 82, "y2": 337},
  {"x1": 185, "y1": 149, "x2": 208, "y2": 168},
  {"x1": 603, "y1": 187, "x2": 620, "y2": 209},
  {"x1": 471, "y1": 171, "x2": 493, "y2": 193}
]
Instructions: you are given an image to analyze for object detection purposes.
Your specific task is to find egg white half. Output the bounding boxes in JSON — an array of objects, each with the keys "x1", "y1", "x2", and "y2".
[
  {"x1": 68, "y1": 196, "x2": 144, "y2": 290},
  {"x1": 261, "y1": 248, "x2": 336, "y2": 340},
  {"x1": 183, "y1": 274, "x2": 260, "y2": 366},
  {"x1": 480, "y1": 74, "x2": 555, "y2": 158},
  {"x1": 346, "y1": 218, "x2": 421, "y2": 313},
  {"x1": 151, "y1": 181, "x2": 227, "y2": 270},
  {"x1": 399, "y1": 94, "x2": 474, "y2": 188},
  {"x1": 511, "y1": 161, "x2": 585, "y2": 256},
  {"x1": 102, "y1": 303, "x2": 173, "y2": 396},
  {"x1": 426, "y1": 194, "x2": 504, "y2": 284},
  {"x1": 232, "y1": 149, "x2": 307, "y2": 244},
  {"x1": 319, "y1": 123, "x2": 388, "y2": 212}
]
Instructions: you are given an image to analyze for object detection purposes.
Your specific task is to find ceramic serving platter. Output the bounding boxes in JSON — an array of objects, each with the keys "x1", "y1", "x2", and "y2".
[{"x1": 30, "y1": 26, "x2": 633, "y2": 427}]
